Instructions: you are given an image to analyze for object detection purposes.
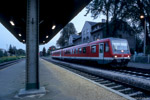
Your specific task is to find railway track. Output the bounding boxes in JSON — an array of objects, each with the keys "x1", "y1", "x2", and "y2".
[
  {"x1": 0, "y1": 59, "x2": 24, "y2": 70},
  {"x1": 64, "y1": 66, "x2": 150, "y2": 100},
  {"x1": 43, "y1": 58, "x2": 150, "y2": 100},
  {"x1": 112, "y1": 69, "x2": 150, "y2": 80}
]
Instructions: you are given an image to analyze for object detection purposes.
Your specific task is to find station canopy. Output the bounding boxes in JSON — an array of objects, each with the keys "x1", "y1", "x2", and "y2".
[{"x1": 0, "y1": 0, "x2": 91, "y2": 44}]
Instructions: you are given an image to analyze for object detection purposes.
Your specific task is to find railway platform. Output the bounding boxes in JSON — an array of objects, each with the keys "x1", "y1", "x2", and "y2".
[
  {"x1": 0, "y1": 59, "x2": 127, "y2": 100},
  {"x1": 128, "y1": 62, "x2": 150, "y2": 69}
]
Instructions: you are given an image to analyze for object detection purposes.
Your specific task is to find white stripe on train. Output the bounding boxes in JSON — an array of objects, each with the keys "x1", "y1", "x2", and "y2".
[{"x1": 52, "y1": 56, "x2": 130, "y2": 60}]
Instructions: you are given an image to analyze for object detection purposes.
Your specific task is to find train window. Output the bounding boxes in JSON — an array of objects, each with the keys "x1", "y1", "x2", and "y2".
[
  {"x1": 79, "y1": 48, "x2": 82, "y2": 54},
  {"x1": 83, "y1": 47, "x2": 86, "y2": 53},
  {"x1": 74, "y1": 49, "x2": 75, "y2": 54},
  {"x1": 91, "y1": 45, "x2": 96, "y2": 53},
  {"x1": 65, "y1": 50, "x2": 70, "y2": 54},
  {"x1": 100, "y1": 44, "x2": 103, "y2": 53},
  {"x1": 65, "y1": 50, "x2": 67, "y2": 54},
  {"x1": 73, "y1": 49, "x2": 74, "y2": 54},
  {"x1": 105, "y1": 42, "x2": 109, "y2": 52},
  {"x1": 76, "y1": 48, "x2": 78, "y2": 54}
]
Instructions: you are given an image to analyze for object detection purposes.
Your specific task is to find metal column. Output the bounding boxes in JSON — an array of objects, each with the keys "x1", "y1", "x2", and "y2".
[
  {"x1": 26, "y1": 0, "x2": 39, "y2": 90},
  {"x1": 18, "y1": 0, "x2": 45, "y2": 96}
]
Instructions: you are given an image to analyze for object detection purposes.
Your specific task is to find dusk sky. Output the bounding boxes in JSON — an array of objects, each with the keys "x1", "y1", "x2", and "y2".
[{"x1": 0, "y1": 8, "x2": 104, "y2": 51}]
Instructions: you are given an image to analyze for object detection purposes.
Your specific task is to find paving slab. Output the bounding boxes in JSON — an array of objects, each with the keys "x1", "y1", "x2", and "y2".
[{"x1": 0, "y1": 59, "x2": 127, "y2": 100}]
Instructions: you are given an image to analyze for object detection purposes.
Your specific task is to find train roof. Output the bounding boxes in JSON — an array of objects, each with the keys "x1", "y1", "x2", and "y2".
[{"x1": 89, "y1": 37, "x2": 127, "y2": 44}]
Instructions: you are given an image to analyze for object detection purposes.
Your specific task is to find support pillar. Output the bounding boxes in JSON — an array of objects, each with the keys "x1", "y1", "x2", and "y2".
[
  {"x1": 26, "y1": 0, "x2": 39, "y2": 90},
  {"x1": 18, "y1": 0, "x2": 45, "y2": 97}
]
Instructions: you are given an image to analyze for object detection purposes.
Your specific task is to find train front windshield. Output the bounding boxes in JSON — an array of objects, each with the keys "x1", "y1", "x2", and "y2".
[{"x1": 111, "y1": 40, "x2": 130, "y2": 53}]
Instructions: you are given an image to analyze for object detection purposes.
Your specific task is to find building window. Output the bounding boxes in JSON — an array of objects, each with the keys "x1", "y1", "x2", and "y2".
[
  {"x1": 83, "y1": 38, "x2": 86, "y2": 43},
  {"x1": 86, "y1": 37, "x2": 89, "y2": 42},
  {"x1": 97, "y1": 25, "x2": 99, "y2": 29},
  {"x1": 87, "y1": 29, "x2": 89, "y2": 33},
  {"x1": 95, "y1": 35, "x2": 97, "y2": 40},
  {"x1": 98, "y1": 34, "x2": 100, "y2": 39},
  {"x1": 83, "y1": 47, "x2": 86, "y2": 53},
  {"x1": 91, "y1": 45, "x2": 96, "y2": 53},
  {"x1": 105, "y1": 42, "x2": 109, "y2": 52},
  {"x1": 93, "y1": 36, "x2": 95, "y2": 41}
]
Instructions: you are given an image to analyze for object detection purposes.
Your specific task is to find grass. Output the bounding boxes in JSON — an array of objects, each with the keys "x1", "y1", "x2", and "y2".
[{"x1": 0, "y1": 56, "x2": 25, "y2": 64}]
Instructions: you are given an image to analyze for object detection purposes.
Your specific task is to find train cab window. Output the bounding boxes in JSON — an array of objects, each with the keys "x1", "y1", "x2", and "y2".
[
  {"x1": 91, "y1": 45, "x2": 96, "y2": 53},
  {"x1": 105, "y1": 42, "x2": 109, "y2": 52},
  {"x1": 79, "y1": 48, "x2": 82, "y2": 54},
  {"x1": 83, "y1": 47, "x2": 86, "y2": 53}
]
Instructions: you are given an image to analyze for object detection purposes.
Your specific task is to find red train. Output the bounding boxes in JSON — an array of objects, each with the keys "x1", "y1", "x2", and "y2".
[{"x1": 51, "y1": 38, "x2": 131, "y2": 67}]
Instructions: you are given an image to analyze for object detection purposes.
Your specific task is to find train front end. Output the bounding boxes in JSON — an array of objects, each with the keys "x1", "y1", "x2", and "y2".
[{"x1": 111, "y1": 39, "x2": 131, "y2": 67}]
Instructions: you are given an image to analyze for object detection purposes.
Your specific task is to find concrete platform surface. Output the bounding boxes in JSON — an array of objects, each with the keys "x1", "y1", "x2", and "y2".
[
  {"x1": 128, "y1": 62, "x2": 150, "y2": 69},
  {"x1": 0, "y1": 59, "x2": 127, "y2": 100}
]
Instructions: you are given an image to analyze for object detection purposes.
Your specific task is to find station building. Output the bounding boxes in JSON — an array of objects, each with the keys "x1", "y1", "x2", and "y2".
[{"x1": 69, "y1": 20, "x2": 136, "y2": 51}]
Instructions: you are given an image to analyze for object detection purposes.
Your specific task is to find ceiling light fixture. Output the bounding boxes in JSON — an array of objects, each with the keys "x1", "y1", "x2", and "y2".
[
  {"x1": 19, "y1": 33, "x2": 22, "y2": 37},
  {"x1": 46, "y1": 35, "x2": 49, "y2": 38},
  {"x1": 10, "y1": 21, "x2": 15, "y2": 26},
  {"x1": 52, "y1": 25, "x2": 56, "y2": 30}
]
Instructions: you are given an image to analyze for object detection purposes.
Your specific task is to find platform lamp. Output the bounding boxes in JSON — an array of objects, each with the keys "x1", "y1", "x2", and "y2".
[{"x1": 140, "y1": 15, "x2": 146, "y2": 55}]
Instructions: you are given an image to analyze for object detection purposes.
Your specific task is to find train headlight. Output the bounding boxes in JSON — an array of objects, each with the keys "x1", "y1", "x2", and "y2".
[
  {"x1": 121, "y1": 50, "x2": 124, "y2": 52},
  {"x1": 127, "y1": 55, "x2": 130, "y2": 58},
  {"x1": 114, "y1": 55, "x2": 117, "y2": 58}
]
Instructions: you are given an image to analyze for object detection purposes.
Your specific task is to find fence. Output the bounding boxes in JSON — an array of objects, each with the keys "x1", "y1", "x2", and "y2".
[{"x1": 130, "y1": 55, "x2": 150, "y2": 63}]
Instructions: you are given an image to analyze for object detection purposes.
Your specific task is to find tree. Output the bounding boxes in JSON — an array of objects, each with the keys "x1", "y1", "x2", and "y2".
[
  {"x1": 17, "y1": 49, "x2": 25, "y2": 56},
  {"x1": 57, "y1": 22, "x2": 77, "y2": 47},
  {"x1": 86, "y1": 0, "x2": 139, "y2": 36},
  {"x1": 86, "y1": 0, "x2": 113, "y2": 37},
  {"x1": 3, "y1": 51, "x2": 8, "y2": 57},
  {"x1": 0, "y1": 50, "x2": 3, "y2": 57},
  {"x1": 49, "y1": 46, "x2": 56, "y2": 51},
  {"x1": 12, "y1": 46, "x2": 17, "y2": 55},
  {"x1": 8, "y1": 45, "x2": 13, "y2": 56},
  {"x1": 86, "y1": 0, "x2": 150, "y2": 47},
  {"x1": 47, "y1": 49, "x2": 51, "y2": 56},
  {"x1": 42, "y1": 47, "x2": 46, "y2": 56},
  {"x1": 48, "y1": 45, "x2": 56, "y2": 55}
]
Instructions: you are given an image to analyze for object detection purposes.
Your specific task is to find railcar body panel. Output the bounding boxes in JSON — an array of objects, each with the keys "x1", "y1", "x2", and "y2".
[{"x1": 51, "y1": 38, "x2": 131, "y2": 67}]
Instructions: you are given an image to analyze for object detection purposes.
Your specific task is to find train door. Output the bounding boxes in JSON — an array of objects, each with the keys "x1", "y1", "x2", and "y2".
[{"x1": 99, "y1": 43, "x2": 104, "y2": 59}]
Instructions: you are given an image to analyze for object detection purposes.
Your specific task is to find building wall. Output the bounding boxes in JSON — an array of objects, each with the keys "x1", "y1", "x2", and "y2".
[
  {"x1": 82, "y1": 22, "x2": 92, "y2": 43},
  {"x1": 69, "y1": 35, "x2": 73, "y2": 45},
  {"x1": 91, "y1": 31, "x2": 103, "y2": 41},
  {"x1": 74, "y1": 38, "x2": 81, "y2": 45}
]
